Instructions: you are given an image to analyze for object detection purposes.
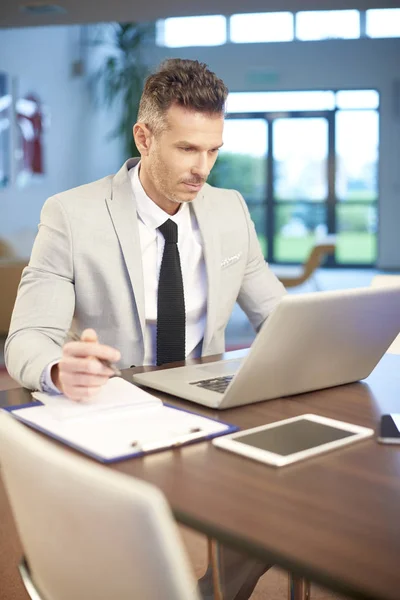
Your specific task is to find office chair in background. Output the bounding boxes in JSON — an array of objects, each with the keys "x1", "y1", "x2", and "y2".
[{"x1": 272, "y1": 236, "x2": 336, "y2": 290}]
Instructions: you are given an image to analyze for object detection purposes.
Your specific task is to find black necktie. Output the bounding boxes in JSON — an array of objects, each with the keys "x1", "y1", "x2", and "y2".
[{"x1": 156, "y1": 219, "x2": 186, "y2": 366}]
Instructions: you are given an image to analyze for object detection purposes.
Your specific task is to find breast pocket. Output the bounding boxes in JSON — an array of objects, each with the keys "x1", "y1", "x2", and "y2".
[{"x1": 221, "y1": 256, "x2": 242, "y2": 271}]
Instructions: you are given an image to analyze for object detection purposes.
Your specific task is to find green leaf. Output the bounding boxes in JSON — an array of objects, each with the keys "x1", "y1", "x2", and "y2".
[{"x1": 88, "y1": 21, "x2": 154, "y2": 160}]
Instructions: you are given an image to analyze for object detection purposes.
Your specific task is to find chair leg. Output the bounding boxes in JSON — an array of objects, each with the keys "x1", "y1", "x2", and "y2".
[
  {"x1": 208, "y1": 537, "x2": 224, "y2": 600},
  {"x1": 288, "y1": 573, "x2": 311, "y2": 600},
  {"x1": 18, "y1": 557, "x2": 45, "y2": 600}
]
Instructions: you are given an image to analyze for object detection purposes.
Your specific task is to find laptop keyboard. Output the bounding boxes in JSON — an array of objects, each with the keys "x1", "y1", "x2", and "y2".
[{"x1": 190, "y1": 375, "x2": 234, "y2": 393}]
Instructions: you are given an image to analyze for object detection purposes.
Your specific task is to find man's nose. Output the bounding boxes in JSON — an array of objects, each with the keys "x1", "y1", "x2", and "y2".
[{"x1": 192, "y1": 154, "x2": 209, "y2": 179}]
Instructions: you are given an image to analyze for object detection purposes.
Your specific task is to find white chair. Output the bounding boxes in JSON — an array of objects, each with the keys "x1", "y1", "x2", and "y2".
[
  {"x1": 371, "y1": 274, "x2": 400, "y2": 354},
  {"x1": 0, "y1": 411, "x2": 200, "y2": 600}
]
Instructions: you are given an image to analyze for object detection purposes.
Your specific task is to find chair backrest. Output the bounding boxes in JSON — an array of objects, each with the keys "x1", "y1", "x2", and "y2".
[
  {"x1": 0, "y1": 412, "x2": 200, "y2": 600},
  {"x1": 302, "y1": 241, "x2": 335, "y2": 280},
  {"x1": 370, "y1": 275, "x2": 400, "y2": 354},
  {"x1": 278, "y1": 239, "x2": 336, "y2": 288},
  {"x1": 0, "y1": 238, "x2": 15, "y2": 259},
  {"x1": 0, "y1": 262, "x2": 27, "y2": 335}
]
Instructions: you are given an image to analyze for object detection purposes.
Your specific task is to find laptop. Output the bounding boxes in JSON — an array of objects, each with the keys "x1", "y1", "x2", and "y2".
[{"x1": 132, "y1": 286, "x2": 400, "y2": 409}]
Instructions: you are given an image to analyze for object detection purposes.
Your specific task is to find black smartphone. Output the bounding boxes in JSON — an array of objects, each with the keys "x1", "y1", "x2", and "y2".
[{"x1": 377, "y1": 414, "x2": 400, "y2": 444}]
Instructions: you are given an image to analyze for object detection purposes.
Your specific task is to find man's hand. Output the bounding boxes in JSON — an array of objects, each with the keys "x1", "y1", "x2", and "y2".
[{"x1": 51, "y1": 329, "x2": 121, "y2": 401}]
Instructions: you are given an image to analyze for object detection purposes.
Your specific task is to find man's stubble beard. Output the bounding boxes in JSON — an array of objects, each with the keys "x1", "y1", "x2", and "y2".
[{"x1": 149, "y1": 153, "x2": 203, "y2": 206}]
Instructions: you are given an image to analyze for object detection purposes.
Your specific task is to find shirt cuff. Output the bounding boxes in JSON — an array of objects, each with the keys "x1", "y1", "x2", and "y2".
[{"x1": 40, "y1": 360, "x2": 62, "y2": 395}]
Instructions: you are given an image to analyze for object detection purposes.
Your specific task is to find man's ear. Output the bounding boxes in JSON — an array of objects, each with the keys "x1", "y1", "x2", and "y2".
[{"x1": 133, "y1": 122, "x2": 152, "y2": 156}]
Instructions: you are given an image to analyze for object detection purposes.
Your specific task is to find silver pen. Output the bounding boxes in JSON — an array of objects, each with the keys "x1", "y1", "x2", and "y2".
[
  {"x1": 68, "y1": 331, "x2": 122, "y2": 377},
  {"x1": 131, "y1": 427, "x2": 205, "y2": 453}
]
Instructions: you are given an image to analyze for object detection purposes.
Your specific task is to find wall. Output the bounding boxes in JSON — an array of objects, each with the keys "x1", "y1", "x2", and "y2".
[
  {"x1": 0, "y1": 24, "x2": 122, "y2": 258},
  {"x1": 0, "y1": 25, "x2": 399, "y2": 267}
]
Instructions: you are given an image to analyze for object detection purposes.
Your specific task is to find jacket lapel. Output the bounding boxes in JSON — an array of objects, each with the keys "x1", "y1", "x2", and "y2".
[
  {"x1": 105, "y1": 159, "x2": 146, "y2": 342},
  {"x1": 192, "y1": 189, "x2": 221, "y2": 351},
  {"x1": 105, "y1": 165, "x2": 220, "y2": 356}
]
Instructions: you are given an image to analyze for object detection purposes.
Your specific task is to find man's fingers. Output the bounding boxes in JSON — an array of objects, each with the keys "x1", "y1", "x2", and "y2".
[
  {"x1": 59, "y1": 330, "x2": 120, "y2": 402},
  {"x1": 80, "y1": 328, "x2": 98, "y2": 344},
  {"x1": 60, "y1": 355, "x2": 114, "y2": 376},
  {"x1": 63, "y1": 341, "x2": 120, "y2": 362},
  {"x1": 61, "y1": 372, "x2": 111, "y2": 387}
]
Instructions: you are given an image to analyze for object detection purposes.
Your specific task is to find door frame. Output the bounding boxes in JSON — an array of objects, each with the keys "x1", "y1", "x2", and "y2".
[{"x1": 226, "y1": 109, "x2": 376, "y2": 268}]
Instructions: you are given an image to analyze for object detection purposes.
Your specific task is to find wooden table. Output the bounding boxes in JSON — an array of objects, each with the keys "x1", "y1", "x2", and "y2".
[{"x1": 1, "y1": 352, "x2": 400, "y2": 600}]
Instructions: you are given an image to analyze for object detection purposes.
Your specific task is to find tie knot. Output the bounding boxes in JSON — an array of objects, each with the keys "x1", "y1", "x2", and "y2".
[{"x1": 158, "y1": 219, "x2": 178, "y2": 244}]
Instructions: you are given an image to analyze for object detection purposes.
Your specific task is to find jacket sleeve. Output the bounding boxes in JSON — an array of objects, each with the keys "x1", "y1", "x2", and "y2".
[
  {"x1": 5, "y1": 196, "x2": 75, "y2": 390},
  {"x1": 235, "y1": 191, "x2": 287, "y2": 332}
]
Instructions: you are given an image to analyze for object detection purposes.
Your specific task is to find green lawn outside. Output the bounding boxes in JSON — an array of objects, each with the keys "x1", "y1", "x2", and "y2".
[{"x1": 259, "y1": 233, "x2": 377, "y2": 264}]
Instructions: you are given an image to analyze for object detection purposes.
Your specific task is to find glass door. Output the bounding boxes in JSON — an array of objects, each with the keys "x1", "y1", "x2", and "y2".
[
  {"x1": 335, "y1": 109, "x2": 378, "y2": 264},
  {"x1": 207, "y1": 117, "x2": 269, "y2": 256},
  {"x1": 209, "y1": 92, "x2": 378, "y2": 266},
  {"x1": 271, "y1": 113, "x2": 332, "y2": 263}
]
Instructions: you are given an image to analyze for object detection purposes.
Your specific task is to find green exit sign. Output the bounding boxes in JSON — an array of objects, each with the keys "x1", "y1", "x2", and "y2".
[{"x1": 246, "y1": 70, "x2": 279, "y2": 86}]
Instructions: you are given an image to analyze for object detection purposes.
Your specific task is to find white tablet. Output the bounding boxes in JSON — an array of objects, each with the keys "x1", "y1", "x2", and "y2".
[{"x1": 212, "y1": 414, "x2": 374, "y2": 467}]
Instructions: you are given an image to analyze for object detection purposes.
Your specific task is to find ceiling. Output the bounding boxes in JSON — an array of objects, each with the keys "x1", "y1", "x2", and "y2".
[{"x1": 1, "y1": 0, "x2": 400, "y2": 29}]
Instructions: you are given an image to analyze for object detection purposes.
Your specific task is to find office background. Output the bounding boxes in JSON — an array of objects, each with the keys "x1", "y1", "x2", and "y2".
[
  {"x1": 1, "y1": 3, "x2": 400, "y2": 600},
  {"x1": 0, "y1": 1, "x2": 399, "y2": 268}
]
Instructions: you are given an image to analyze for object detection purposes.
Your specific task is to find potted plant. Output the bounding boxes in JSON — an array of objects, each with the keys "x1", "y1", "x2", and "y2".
[{"x1": 90, "y1": 22, "x2": 155, "y2": 159}]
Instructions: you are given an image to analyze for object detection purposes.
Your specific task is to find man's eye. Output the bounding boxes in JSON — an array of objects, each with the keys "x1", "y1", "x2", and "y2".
[{"x1": 180, "y1": 147, "x2": 193, "y2": 152}]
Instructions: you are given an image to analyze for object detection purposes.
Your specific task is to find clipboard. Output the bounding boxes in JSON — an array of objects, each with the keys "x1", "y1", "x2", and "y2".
[{"x1": 2, "y1": 379, "x2": 238, "y2": 464}]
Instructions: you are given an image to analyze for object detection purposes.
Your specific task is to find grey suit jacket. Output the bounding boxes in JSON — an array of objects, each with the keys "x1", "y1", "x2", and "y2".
[{"x1": 5, "y1": 158, "x2": 286, "y2": 390}]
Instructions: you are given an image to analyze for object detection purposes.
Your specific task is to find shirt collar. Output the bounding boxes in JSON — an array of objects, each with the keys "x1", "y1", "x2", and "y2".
[{"x1": 130, "y1": 162, "x2": 188, "y2": 230}]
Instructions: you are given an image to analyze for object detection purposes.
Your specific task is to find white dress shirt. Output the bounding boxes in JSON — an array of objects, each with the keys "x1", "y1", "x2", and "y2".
[
  {"x1": 131, "y1": 163, "x2": 207, "y2": 365},
  {"x1": 41, "y1": 162, "x2": 207, "y2": 391}
]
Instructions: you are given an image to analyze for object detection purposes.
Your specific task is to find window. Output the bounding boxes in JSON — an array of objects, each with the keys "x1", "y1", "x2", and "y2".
[
  {"x1": 226, "y1": 91, "x2": 335, "y2": 113},
  {"x1": 335, "y1": 109, "x2": 379, "y2": 263},
  {"x1": 208, "y1": 119, "x2": 269, "y2": 255},
  {"x1": 296, "y1": 10, "x2": 360, "y2": 41},
  {"x1": 335, "y1": 90, "x2": 379, "y2": 110},
  {"x1": 156, "y1": 15, "x2": 226, "y2": 47},
  {"x1": 366, "y1": 8, "x2": 400, "y2": 38},
  {"x1": 230, "y1": 12, "x2": 294, "y2": 43},
  {"x1": 335, "y1": 110, "x2": 379, "y2": 203},
  {"x1": 219, "y1": 89, "x2": 379, "y2": 266},
  {"x1": 156, "y1": 7, "x2": 400, "y2": 47}
]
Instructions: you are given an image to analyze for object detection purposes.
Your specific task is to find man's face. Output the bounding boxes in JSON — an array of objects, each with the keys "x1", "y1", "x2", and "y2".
[{"x1": 138, "y1": 104, "x2": 224, "y2": 213}]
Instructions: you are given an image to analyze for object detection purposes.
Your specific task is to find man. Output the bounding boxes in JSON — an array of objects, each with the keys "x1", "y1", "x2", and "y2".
[{"x1": 6, "y1": 59, "x2": 286, "y2": 598}]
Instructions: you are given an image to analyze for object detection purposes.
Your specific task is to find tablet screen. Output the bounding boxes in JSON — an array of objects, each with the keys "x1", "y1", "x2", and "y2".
[{"x1": 234, "y1": 418, "x2": 356, "y2": 456}]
